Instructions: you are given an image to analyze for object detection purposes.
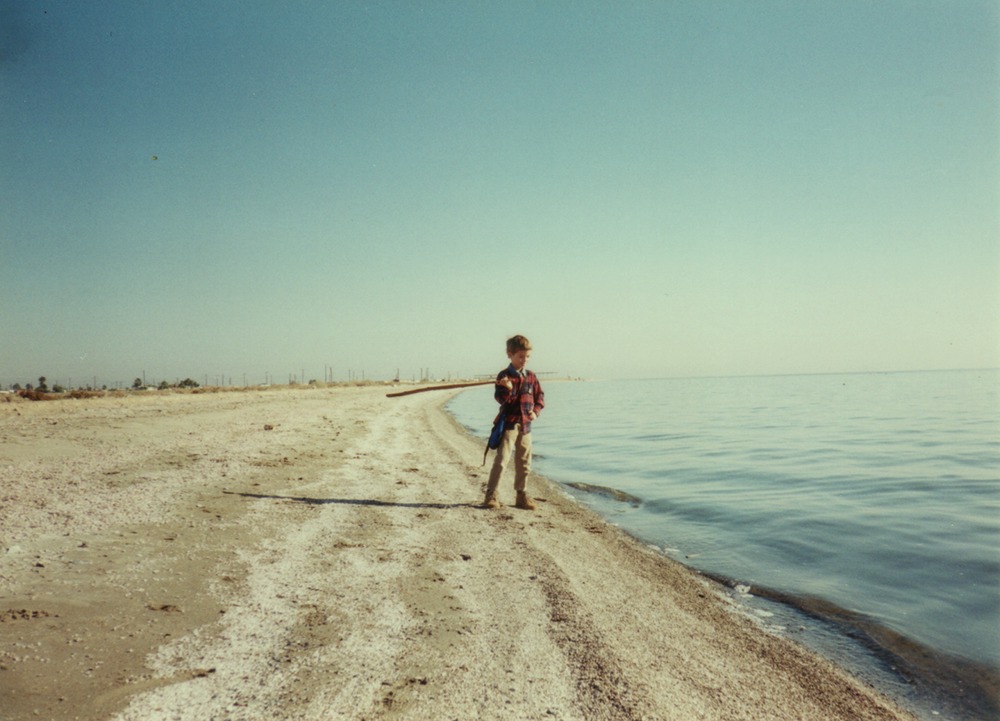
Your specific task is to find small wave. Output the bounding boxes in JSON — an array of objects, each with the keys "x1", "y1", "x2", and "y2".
[
  {"x1": 563, "y1": 481, "x2": 642, "y2": 506},
  {"x1": 701, "y1": 571, "x2": 1000, "y2": 721}
]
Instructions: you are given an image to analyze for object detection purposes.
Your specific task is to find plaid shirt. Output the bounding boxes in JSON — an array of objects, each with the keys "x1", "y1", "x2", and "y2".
[{"x1": 494, "y1": 365, "x2": 544, "y2": 433}]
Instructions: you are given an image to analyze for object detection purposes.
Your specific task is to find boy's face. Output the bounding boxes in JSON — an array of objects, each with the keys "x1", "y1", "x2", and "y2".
[{"x1": 507, "y1": 349, "x2": 531, "y2": 371}]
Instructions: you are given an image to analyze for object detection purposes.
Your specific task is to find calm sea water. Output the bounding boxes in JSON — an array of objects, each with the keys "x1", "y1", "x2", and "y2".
[{"x1": 447, "y1": 369, "x2": 1000, "y2": 720}]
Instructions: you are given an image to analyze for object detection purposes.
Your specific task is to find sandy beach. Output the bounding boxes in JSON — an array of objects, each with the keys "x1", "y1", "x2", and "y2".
[{"x1": 0, "y1": 386, "x2": 919, "y2": 721}]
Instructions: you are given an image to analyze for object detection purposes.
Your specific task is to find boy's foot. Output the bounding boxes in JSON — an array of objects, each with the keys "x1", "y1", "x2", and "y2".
[
  {"x1": 483, "y1": 494, "x2": 502, "y2": 509},
  {"x1": 515, "y1": 492, "x2": 536, "y2": 511}
]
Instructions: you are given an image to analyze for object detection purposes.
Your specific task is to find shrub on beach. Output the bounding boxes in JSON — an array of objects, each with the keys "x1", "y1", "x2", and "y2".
[
  {"x1": 16, "y1": 389, "x2": 50, "y2": 401},
  {"x1": 8, "y1": 388, "x2": 125, "y2": 401},
  {"x1": 68, "y1": 389, "x2": 109, "y2": 399}
]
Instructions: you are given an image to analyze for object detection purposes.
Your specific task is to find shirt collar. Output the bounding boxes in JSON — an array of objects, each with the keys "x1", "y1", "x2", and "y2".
[{"x1": 507, "y1": 364, "x2": 527, "y2": 378}]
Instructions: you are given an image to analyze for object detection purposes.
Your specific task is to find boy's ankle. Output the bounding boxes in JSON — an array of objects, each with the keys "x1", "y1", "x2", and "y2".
[{"x1": 515, "y1": 491, "x2": 536, "y2": 511}]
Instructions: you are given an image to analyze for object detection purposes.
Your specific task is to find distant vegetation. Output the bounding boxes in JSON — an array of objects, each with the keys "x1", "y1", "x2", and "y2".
[
  {"x1": 4, "y1": 375, "x2": 204, "y2": 402},
  {"x1": 2, "y1": 373, "x2": 434, "y2": 403}
]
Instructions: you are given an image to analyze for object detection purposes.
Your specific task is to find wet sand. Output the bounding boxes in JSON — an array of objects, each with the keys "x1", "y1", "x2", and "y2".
[{"x1": 0, "y1": 386, "x2": 919, "y2": 720}]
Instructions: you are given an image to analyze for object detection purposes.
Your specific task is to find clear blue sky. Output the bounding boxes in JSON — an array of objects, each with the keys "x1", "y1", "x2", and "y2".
[{"x1": 2, "y1": 1, "x2": 997, "y2": 386}]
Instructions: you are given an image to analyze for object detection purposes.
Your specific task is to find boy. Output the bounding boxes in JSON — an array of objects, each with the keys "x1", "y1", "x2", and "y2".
[{"x1": 483, "y1": 335, "x2": 545, "y2": 510}]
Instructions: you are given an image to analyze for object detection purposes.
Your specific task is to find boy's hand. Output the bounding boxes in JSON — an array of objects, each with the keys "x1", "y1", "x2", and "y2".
[
  {"x1": 497, "y1": 377, "x2": 514, "y2": 390},
  {"x1": 529, "y1": 411, "x2": 537, "y2": 421}
]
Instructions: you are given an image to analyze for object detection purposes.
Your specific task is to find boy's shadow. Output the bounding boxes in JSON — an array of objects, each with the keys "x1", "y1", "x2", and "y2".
[{"x1": 223, "y1": 489, "x2": 474, "y2": 510}]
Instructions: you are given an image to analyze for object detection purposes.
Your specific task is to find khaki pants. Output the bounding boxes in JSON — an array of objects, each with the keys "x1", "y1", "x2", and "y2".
[{"x1": 486, "y1": 423, "x2": 532, "y2": 495}]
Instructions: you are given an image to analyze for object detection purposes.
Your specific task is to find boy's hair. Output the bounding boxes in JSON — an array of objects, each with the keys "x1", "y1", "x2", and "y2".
[{"x1": 506, "y1": 335, "x2": 532, "y2": 353}]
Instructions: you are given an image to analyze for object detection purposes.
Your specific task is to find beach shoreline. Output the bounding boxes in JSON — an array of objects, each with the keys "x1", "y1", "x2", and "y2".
[{"x1": 1, "y1": 386, "x2": 919, "y2": 720}]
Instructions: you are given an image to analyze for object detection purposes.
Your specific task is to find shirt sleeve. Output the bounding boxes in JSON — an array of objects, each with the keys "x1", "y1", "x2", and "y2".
[{"x1": 494, "y1": 372, "x2": 513, "y2": 405}]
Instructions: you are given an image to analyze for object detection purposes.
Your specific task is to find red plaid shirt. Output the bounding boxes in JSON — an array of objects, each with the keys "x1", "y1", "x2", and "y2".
[{"x1": 494, "y1": 365, "x2": 544, "y2": 433}]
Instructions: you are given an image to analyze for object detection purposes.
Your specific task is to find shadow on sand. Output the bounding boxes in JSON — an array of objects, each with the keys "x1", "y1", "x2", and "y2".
[{"x1": 223, "y1": 490, "x2": 475, "y2": 510}]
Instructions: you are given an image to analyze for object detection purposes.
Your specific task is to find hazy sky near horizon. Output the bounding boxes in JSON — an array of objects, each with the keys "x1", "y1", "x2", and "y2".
[{"x1": 2, "y1": 1, "x2": 997, "y2": 385}]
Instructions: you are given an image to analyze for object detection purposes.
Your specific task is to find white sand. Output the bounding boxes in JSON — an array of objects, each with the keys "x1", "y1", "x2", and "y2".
[{"x1": 0, "y1": 386, "x2": 917, "y2": 720}]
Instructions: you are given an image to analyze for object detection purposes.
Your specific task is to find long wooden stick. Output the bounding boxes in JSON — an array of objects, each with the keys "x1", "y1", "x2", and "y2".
[{"x1": 385, "y1": 380, "x2": 494, "y2": 398}]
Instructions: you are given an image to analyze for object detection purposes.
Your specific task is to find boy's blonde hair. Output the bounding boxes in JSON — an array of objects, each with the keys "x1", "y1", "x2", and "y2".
[{"x1": 506, "y1": 335, "x2": 532, "y2": 353}]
